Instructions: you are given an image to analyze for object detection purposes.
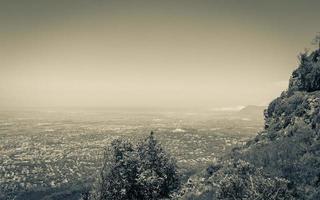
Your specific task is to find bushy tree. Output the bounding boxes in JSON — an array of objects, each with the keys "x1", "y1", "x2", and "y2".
[
  {"x1": 92, "y1": 132, "x2": 180, "y2": 200},
  {"x1": 97, "y1": 139, "x2": 140, "y2": 200},
  {"x1": 137, "y1": 132, "x2": 180, "y2": 199},
  {"x1": 289, "y1": 47, "x2": 320, "y2": 93}
]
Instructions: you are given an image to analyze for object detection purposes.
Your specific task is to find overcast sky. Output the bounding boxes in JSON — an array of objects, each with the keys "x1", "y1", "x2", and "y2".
[{"x1": 0, "y1": 0, "x2": 319, "y2": 109}]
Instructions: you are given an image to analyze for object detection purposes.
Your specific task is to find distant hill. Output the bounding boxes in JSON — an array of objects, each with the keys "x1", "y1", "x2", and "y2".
[{"x1": 237, "y1": 105, "x2": 266, "y2": 120}]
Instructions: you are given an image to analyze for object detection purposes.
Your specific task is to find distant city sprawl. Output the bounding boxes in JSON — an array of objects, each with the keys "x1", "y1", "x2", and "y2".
[{"x1": 0, "y1": 109, "x2": 262, "y2": 199}]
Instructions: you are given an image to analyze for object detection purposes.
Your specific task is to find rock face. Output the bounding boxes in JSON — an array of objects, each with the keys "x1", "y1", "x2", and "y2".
[{"x1": 262, "y1": 91, "x2": 320, "y2": 139}]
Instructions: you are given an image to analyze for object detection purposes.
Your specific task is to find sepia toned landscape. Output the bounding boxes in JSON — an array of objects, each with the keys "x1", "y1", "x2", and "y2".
[{"x1": 1, "y1": 0, "x2": 320, "y2": 200}]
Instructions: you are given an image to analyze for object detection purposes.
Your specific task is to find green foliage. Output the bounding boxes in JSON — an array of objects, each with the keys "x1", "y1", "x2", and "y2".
[{"x1": 91, "y1": 132, "x2": 180, "y2": 200}]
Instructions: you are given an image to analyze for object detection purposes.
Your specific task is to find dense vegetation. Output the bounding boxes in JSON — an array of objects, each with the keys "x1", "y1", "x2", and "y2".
[
  {"x1": 288, "y1": 50, "x2": 320, "y2": 93},
  {"x1": 87, "y1": 132, "x2": 180, "y2": 200}
]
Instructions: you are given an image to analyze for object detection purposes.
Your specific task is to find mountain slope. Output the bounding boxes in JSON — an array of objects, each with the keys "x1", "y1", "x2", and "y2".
[{"x1": 177, "y1": 49, "x2": 320, "y2": 200}]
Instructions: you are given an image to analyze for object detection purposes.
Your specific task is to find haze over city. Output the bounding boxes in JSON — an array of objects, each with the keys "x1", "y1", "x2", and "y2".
[{"x1": 1, "y1": 0, "x2": 319, "y2": 108}]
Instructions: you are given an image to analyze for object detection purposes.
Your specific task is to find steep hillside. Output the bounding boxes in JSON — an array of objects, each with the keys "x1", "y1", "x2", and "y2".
[
  {"x1": 237, "y1": 49, "x2": 320, "y2": 199},
  {"x1": 177, "y1": 49, "x2": 320, "y2": 200}
]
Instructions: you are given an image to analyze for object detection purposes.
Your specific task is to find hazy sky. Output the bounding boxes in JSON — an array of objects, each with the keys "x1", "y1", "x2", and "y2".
[{"x1": 0, "y1": 0, "x2": 319, "y2": 109}]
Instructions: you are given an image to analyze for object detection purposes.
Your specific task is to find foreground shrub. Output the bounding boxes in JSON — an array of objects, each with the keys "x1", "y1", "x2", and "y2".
[
  {"x1": 216, "y1": 160, "x2": 293, "y2": 200},
  {"x1": 90, "y1": 132, "x2": 180, "y2": 200},
  {"x1": 176, "y1": 160, "x2": 293, "y2": 200}
]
